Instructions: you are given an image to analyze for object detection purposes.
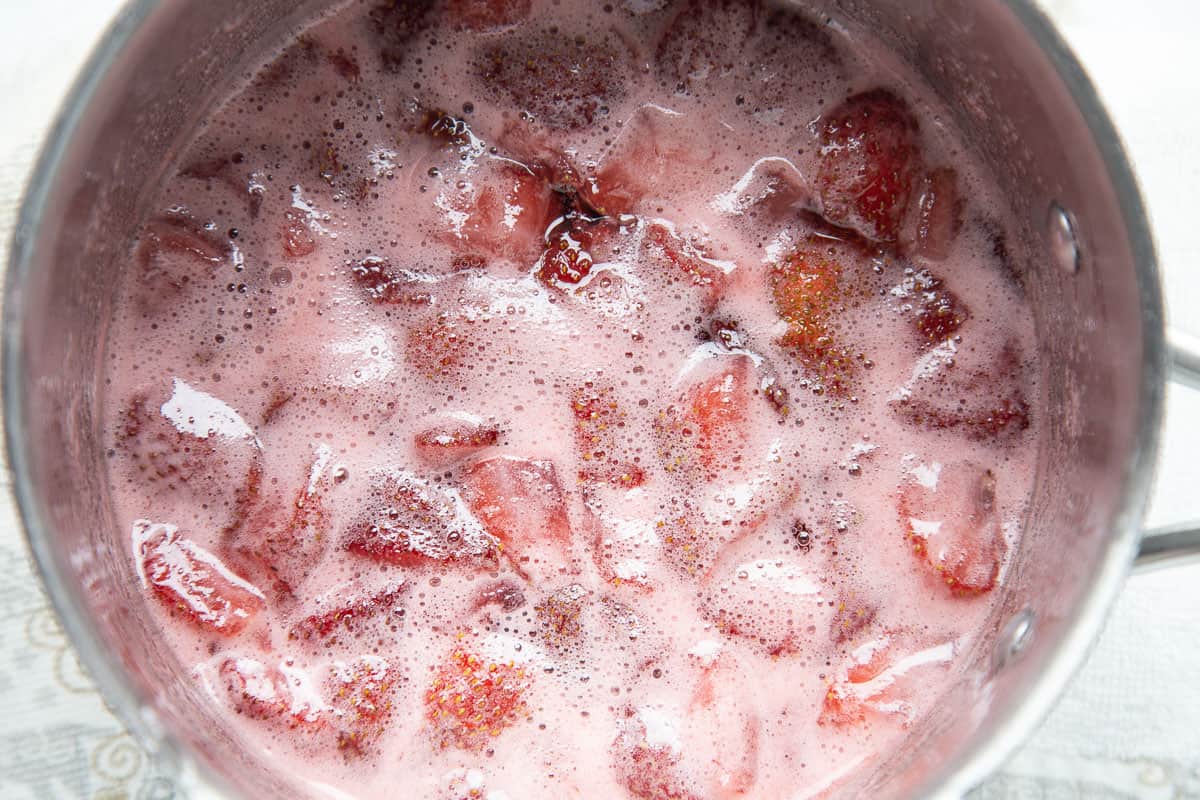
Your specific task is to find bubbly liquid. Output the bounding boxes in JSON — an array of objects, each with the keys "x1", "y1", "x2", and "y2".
[{"x1": 104, "y1": 1, "x2": 1039, "y2": 797}]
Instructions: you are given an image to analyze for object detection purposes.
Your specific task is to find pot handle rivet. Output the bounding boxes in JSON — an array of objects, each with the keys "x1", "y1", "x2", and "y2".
[
  {"x1": 1047, "y1": 201, "x2": 1081, "y2": 274},
  {"x1": 993, "y1": 608, "x2": 1035, "y2": 673}
]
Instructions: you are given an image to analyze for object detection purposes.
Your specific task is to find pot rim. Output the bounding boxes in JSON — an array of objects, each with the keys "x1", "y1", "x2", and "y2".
[{"x1": 1, "y1": 1, "x2": 1166, "y2": 797}]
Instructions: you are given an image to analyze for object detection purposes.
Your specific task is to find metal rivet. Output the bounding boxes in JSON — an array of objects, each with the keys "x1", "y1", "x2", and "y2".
[
  {"x1": 993, "y1": 608, "x2": 1035, "y2": 672},
  {"x1": 1048, "y1": 202, "x2": 1081, "y2": 274}
]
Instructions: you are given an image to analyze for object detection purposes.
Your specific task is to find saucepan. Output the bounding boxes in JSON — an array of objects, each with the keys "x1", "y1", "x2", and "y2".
[{"x1": 5, "y1": 0, "x2": 1199, "y2": 797}]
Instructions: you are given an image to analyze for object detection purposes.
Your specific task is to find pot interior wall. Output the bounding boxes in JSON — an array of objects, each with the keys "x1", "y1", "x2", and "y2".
[{"x1": 9, "y1": 0, "x2": 1158, "y2": 797}]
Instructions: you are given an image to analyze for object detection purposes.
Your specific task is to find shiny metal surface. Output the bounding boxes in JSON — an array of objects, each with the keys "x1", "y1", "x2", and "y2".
[{"x1": 1, "y1": 0, "x2": 1182, "y2": 797}]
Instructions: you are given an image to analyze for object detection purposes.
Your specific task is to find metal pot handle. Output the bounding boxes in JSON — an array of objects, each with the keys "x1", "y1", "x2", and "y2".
[{"x1": 1134, "y1": 328, "x2": 1200, "y2": 571}]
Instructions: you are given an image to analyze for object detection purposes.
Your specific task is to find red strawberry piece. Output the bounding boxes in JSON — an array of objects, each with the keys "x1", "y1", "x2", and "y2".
[
  {"x1": 447, "y1": 161, "x2": 559, "y2": 268},
  {"x1": 348, "y1": 255, "x2": 442, "y2": 305},
  {"x1": 447, "y1": 0, "x2": 531, "y2": 31},
  {"x1": 612, "y1": 707, "x2": 704, "y2": 800},
  {"x1": 819, "y1": 638, "x2": 954, "y2": 727},
  {"x1": 898, "y1": 460, "x2": 1005, "y2": 596},
  {"x1": 537, "y1": 216, "x2": 597, "y2": 288},
  {"x1": 115, "y1": 393, "x2": 217, "y2": 491},
  {"x1": 587, "y1": 105, "x2": 718, "y2": 217},
  {"x1": 901, "y1": 167, "x2": 962, "y2": 260},
  {"x1": 769, "y1": 236, "x2": 862, "y2": 394},
  {"x1": 643, "y1": 224, "x2": 730, "y2": 310},
  {"x1": 366, "y1": 0, "x2": 437, "y2": 72},
  {"x1": 326, "y1": 48, "x2": 361, "y2": 82},
  {"x1": 406, "y1": 312, "x2": 473, "y2": 379},
  {"x1": 414, "y1": 413, "x2": 502, "y2": 466},
  {"x1": 473, "y1": 579, "x2": 527, "y2": 612},
  {"x1": 461, "y1": 456, "x2": 572, "y2": 558},
  {"x1": 474, "y1": 27, "x2": 631, "y2": 131},
  {"x1": 223, "y1": 442, "x2": 336, "y2": 601},
  {"x1": 657, "y1": 355, "x2": 754, "y2": 478},
  {"x1": 534, "y1": 583, "x2": 590, "y2": 647},
  {"x1": 817, "y1": 89, "x2": 921, "y2": 243},
  {"x1": 289, "y1": 582, "x2": 408, "y2": 646},
  {"x1": 345, "y1": 471, "x2": 498, "y2": 568},
  {"x1": 829, "y1": 591, "x2": 878, "y2": 644},
  {"x1": 894, "y1": 269, "x2": 968, "y2": 345},
  {"x1": 425, "y1": 646, "x2": 531, "y2": 749},
  {"x1": 571, "y1": 384, "x2": 645, "y2": 489},
  {"x1": 328, "y1": 655, "x2": 400, "y2": 756},
  {"x1": 655, "y1": 0, "x2": 758, "y2": 94},
  {"x1": 282, "y1": 210, "x2": 318, "y2": 257},
  {"x1": 893, "y1": 339, "x2": 1031, "y2": 441},
  {"x1": 219, "y1": 657, "x2": 326, "y2": 727},
  {"x1": 134, "y1": 215, "x2": 230, "y2": 305},
  {"x1": 134, "y1": 520, "x2": 265, "y2": 635}
]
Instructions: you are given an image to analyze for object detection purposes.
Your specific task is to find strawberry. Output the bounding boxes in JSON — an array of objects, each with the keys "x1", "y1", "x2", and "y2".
[
  {"x1": 406, "y1": 312, "x2": 472, "y2": 379},
  {"x1": 289, "y1": 582, "x2": 408, "y2": 646},
  {"x1": 460, "y1": 456, "x2": 572, "y2": 559},
  {"x1": 893, "y1": 339, "x2": 1031, "y2": 442},
  {"x1": 536, "y1": 215, "x2": 598, "y2": 288},
  {"x1": 612, "y1": 708, "x2": 703, "y2": 800},
  {"x1": 656, "y1": 355, "x2": 753, "y2": 478},
  {"x1": 655, "y1": 0, "x2": 759, "y2": 95},
  {"x1": 829, "y1": 591, "x2": 878, "y2": 644},
  {"x1": 328, "y1": 656, "x2": 399, "y2": 757},
  {"x1": 366, "y1": 0, "x2": 437, "y2": 72},
  {"x1": 534, "y1": 583, "x2": 590, "y2": 647},
  {"x1": 134, "y1": 520, "x2": 265, "y2": 635},
  {"x1": 473, "y1": 579, "x2": 527, "y2": 612},
  {"x1": 326, "y1": 48, "x2": 361, "y2": 82},
  {"x1": 444, "y1": 161, "x2": 559, "y2": 268},
  {"x1": 474, "y1": 27, "x2": 631, "y2": 130},
  {"x1": 817, "y1": 89, "x2": 921, "y2": 243},
  {"x1": 349, "y1": 256, "x2": 439, "y2": 305},
  {"x1": 133, "y1": 215, "x2": 230, "y2": 309},
  {"x1": 282, "y1": 210, "x2": 317, "y2": 257},
  {"x1": 901, "y1": 167, "x2": 962, "y2": 261},
  {"x1": 425, "y1": 646, "x2": 531, "y2": 749},
  {"x1": 819, "y1": 638, "x2": 954, "y2": 728},
  {"x1": 893, "y1": 269, "x2": 968, "y2": 345},
  {"x1": 898, "y1": 461, "x2": 1005, "y2": 596},
  {"x1": 414, "y1": 413, "x2": 502, "y2": 467},
  {"x1": 571, "y1": 384, "x2": 645, "y2": 489},
  {"x1": 642, "y1": 224, "x2": 730, "y2": 311},
  {"x1": 769, "y1": 236, "x2": 862, "y2": 394},
  {"x1": 344, "y1": 471, "x2": 498, "y2": 567},
  {"x1": 223, "y1": 443, "x2": 335, "y2": 601},
  {"x1": 219, "y1": 657, "x2": 325, "y2": 727},
  {"x1": 447, "y1": 0, "x2": 531, "y2": 31}
]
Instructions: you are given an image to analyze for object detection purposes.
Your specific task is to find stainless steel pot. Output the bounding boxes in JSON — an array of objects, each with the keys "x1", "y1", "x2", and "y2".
[{"x1": 5, "y1": 1, "x2": 1199, "y2": 797}]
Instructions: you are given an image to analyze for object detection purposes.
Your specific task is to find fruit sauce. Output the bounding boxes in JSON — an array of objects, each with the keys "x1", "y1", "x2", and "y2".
[{"x1": 104, "y1": 1, "x2": 1039, "y2": 797}]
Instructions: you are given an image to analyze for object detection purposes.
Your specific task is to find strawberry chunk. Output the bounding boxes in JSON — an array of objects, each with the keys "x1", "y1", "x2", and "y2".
[
  {"x1": 535, "y1": 583, "x2": 590, "y2": 647},
  {"x1": 223, "y1": 443, "x2": 336, "y2": 601},
  {"x1": 613, "y1": 709, "x2": 704, "y2": 800},
  {"x1": 769, "y1": 236, "x2": 862, "y2": 394},
  {"x1": 289, "y1": 582, "x2": 408, "y2": 646},
  {"x1": 819, "y1": 638, "x2": 955, "y2": 727},
  {"x1": 893, "y1": 339, "x2": 1031, "y2": 441},
  {"x1": 406, "y1": 312, "x2": 474, "y2": 379},
  {"x1": 643, "y1": 224, "x2": 730, "y2": 310},
  {"x1": 282, "y1": 210, "x2": 318, "y2": 257},
  {"x1": 444, "y1": 162, "x2": 559, "y2": 268},
  {"x1": 473, "y1": 579, "x2": 527, "y2": 612},
  {"x1": 344, "y1": 471, "x2": 498, "y2": 567},
  {"x1": 133, "y1": 215, "x2": 231, "y2": 310},
  {"x1": 328, "y1": 656, "x2": 400, "y2": 757},
  {"x1": 414, "y1": 413, "x2": 502, "y2": 466},
  {"x1": 898, "y1": 270, "x2": 969, "y2": 345},
  {"x1": 656, "y1": 355, "x2": 754, "y2": 478},
  {"x1": 571, "y1": 384, "x2": 645, "y2": 489},
  {"x1": 425, "y1": 646, "x2": 531, "y2": 750},
  {"x1": 349, "y1": 256, "x2": 440, "y2": 305},
  {"x1": 817, "y1": 89, "x2": 921, "y2": 242},
  {"x1": 220, "y1": 657, "x2": 325, "y2": 727},
  {"x1": 902, "y1": 167, "x2": 962, "y2": 260},
  {"x1": 366, "y1": 0, "x2": 437, "y2": 72},
  {"x1": 536, "y1": 214, "x2": 610, "y2": 288},
  {"x1": 898, "y1": 461, "x2": 1005, "y2": 596},
  {"x1": 135, "y1": 520, "x2": 265, "y2": 635},
  {"x1": 829, "y1": 591, "x2": 878, "y2": 645},
  {"x1": 474, "y1": 27, "x2": 631, "y2": 131},
  {"x1": 461, "y1": 456, "x2": 572, "y2": 557},
  {"x1": 447, "y1": 0, "x2": 531, "y2": 31}
]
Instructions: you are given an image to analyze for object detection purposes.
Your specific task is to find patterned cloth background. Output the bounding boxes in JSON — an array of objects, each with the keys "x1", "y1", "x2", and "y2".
[{"x1": 1, "y1": 0, "x2": 1198, "y2": 797}]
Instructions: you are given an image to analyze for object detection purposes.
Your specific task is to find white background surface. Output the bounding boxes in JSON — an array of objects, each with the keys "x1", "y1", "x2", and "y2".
[{"x1": 0, "y1": 1, "x2": 1198, "y2": 797}]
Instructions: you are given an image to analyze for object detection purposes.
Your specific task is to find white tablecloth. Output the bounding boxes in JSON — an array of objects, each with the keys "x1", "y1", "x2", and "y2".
[{"x1": 1, "y1": 1, "x2": 1197, "y2": 797}]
